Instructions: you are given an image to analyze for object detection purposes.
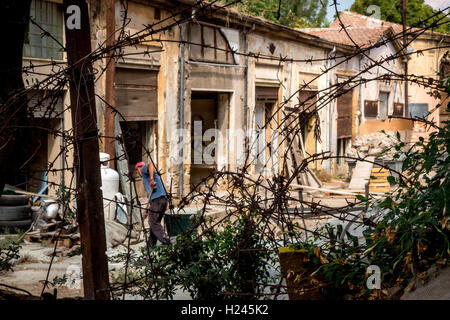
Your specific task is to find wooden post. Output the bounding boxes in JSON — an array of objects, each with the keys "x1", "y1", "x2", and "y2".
[
  {"x1": 402, "y1": 0, "x2": 409, "y2": 117},
  {"x1": 105, "y1": 0, "x2": 116, "y2": 168},
  {"x1": 63, "y1": 0, "x2": 110, "y2": 300}
]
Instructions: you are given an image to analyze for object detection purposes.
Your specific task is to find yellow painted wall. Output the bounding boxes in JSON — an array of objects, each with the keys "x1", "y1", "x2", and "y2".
[{"x1": 358, "y1": 119, "x2": 414, "y2": 135}]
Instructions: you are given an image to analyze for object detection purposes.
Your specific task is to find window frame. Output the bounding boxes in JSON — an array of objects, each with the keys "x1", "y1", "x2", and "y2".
[
  {"x1": 378, "y1": 91, "x2": 390, "y2": 120},
  {"x1": 23, "y1": 0, "x2": 64, "y2": 61},
  {"x1": 364, "y1": 100, "x2": 379, "y2": 118}
]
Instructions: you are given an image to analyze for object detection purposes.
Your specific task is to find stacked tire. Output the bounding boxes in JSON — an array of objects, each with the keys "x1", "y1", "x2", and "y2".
[{"x1": 0, "y1": 195, "x2": 32, "y2": 230}]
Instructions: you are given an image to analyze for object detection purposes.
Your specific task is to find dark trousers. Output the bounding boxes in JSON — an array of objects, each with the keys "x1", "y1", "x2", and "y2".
[{"x1": 148, "y1": 196, "x2": 170, "y2": 246}]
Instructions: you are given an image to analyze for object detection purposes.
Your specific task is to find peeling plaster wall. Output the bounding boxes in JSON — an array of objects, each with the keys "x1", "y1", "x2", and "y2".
[
  {"x1": 358, "y1": 41, "x2": 405, "y2": 123},
  {"x1": 107, "y1": 1, "x2": 181, "y2": 194},
  {"x1": 20, "y1": 0, "x2": 449, "y2": 198},
  {"x1": 408, "y1": 37, "x2": 450, "y2": 137},
  {"x1": 183, "y1": 63, "x2": 245, "y2": 191},
  {"x1": 348, "y1": 41, "x2": 412, "y2": 153},
  {"x1": 160, "y1": 26, "x2": 181, "y2": 196},
  {"x1": 322, "y1": 40, "x2": 409, "y2": 172},
  {"x1": 247, "y1": 32, "x2": 330, "y2": 174},
  {"x1": 21, "y1": 0, "x2": 72, "y2": 197}
]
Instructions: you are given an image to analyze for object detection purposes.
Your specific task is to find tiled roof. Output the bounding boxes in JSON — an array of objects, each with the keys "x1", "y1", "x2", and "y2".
[
  {"x1": 330, "y1": 11, "x2": 400, "y2": 31},
  {"x1": 300, "y1": 11, "x2": 404, "y2": 47},
  {"x1": 302, "y1": 10, "x2": 448, "y2": 47},
  {"x1": 301, "y1": 26, "x2": 390, "y2": 47},
  {"x1": 329, "y1": 10, "x2": 448, "y2": 35}
]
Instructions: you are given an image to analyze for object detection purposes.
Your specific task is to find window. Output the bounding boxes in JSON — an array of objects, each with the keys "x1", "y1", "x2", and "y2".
[
  {"x1": 255, "y1": 87, "x2": 279, "y2": 173},
  {"x1": 337, "y1": 89, "x2": 353, "y2": 138},
  {"x1": 23, "y1": 0, "x2": 63, "y2": 60},
  {"x1": 115, "y1": 67, "x2": 158, "y2": 121},
  {"x1": 337, "y1": 138, "x2": 350, "y2": 165},
  {"x1": 393, "y1": 103, "x2": 404, "y2": 116},
  {"x1": 408, "y1": 103, "x2": 429, "y2": 119},
  {"x1": 440, "y1": 59, "x2": 450, "y2": 79},
  {"x1": 379, "y1": 92, "x2": 389, "y2": 119},
  {"x1": 364, "y1": 100, "x2": 378, "y2": 118},
  {"x1": 188, "y1": 23, "x2": 236, "y2": 64}
]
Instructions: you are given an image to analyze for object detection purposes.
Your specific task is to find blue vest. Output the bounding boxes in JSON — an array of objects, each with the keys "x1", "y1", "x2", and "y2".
[{"x1": 141, "y1": 164, "x2": 167, "y2": 201}]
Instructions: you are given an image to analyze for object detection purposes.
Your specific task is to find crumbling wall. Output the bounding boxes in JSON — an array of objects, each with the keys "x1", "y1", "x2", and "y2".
[
  {"x1": 247, "y1": 32, "x2": 330, "y2": 174},
  {"x1": 345, "y1": 130, "x2": 410, "y2": 159}
]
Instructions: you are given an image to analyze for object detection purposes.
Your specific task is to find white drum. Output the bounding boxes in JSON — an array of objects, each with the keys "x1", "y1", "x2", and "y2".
[{"x1": 99, "y1": 153, "x2": 119, "y2": 220}]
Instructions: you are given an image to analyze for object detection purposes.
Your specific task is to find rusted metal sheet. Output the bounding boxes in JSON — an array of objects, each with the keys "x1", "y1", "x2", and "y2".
[
  {"x1": 285, "y1": 90, "x2": 317, "y2": 113},
  {"x1": 337, "y1": 90, "x2": 353, "y2": 138},
  {"x1": 256, "y1": 86, "x2": 278, "y2": 101},
  {"x1": 364, "y1": 100, "x2": 378, "y2": 118},
  {"x1": 115, "y1": 67, "x2": 158, "y2": 121}
]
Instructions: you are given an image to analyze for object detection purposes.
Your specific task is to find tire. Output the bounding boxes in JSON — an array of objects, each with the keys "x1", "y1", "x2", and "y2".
[
  {"x1": 0, "y1": 219, "x2": 32, "y2": 228},
  {"x1": 0, "y1": 205, "x2": 31, "y2": 221},
  {"x1": 0, "y1": 195, "x2": 30, "y2": 206}
]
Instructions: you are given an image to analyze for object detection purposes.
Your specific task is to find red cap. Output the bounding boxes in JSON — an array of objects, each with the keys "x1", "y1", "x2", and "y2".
[{"x1": 135, "y1": 162, "x2": 145, "y2": 170}]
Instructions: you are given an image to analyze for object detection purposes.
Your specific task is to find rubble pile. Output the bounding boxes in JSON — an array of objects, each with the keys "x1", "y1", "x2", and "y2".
[{"x1": 346, "y1": 131, "x2": 404, "y2": 159}]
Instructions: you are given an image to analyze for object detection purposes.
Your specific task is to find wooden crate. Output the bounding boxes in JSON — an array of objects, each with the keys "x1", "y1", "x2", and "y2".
[
  {"x1": 25, "y1": 230, "x2": 80, "y2": 248},
  {"x1": 369, "y1": 168, "x2": 391, "y2": 193}
]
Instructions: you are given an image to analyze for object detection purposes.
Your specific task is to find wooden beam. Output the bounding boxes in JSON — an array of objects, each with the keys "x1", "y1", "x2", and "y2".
[
  {"x1": 104, "y1": 0, "x2": 116, "y2": 168},
  {"x1": 289, "y1": 184, "x2": 360, "y2": 196},
  {"x1": 63, "y1": 0, "x2": 110, "y2": 300},
  {"x1": 4, "y1": 184, "x2": 58, "y2": 200}
]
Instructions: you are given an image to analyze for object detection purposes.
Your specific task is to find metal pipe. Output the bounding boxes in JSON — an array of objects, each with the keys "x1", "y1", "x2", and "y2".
[
  {"x1": 326, "y1": 46, "x2": 336, "y2": 172},
  {"x1": 179, "y1": 22, "x2": 186, "y2": 198},
  {"x1": 243, "y1": 27, "x2": 249, "y2": 170},
  {"x1": 402, "y1": 0, "x2": 408, "y2": 116},
  {"x1": 105, "y1": 0, "x2": 116, "y2": 168}
]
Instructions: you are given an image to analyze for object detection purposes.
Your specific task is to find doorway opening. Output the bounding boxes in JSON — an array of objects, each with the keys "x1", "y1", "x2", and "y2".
[
  {"x1": 120, "y1": 120, "x2": 158, "y2": 197},
  {"x1": 190, "y1": 91, "x2": 229, "y2": 190},
  {"x1": 255, "y1": 86, "x2": 279, "y2": 175}
]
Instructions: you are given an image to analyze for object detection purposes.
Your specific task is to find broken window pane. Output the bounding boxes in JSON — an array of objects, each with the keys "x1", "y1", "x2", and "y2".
[
  {"x1": 379, "y1": 92, "x2": 389, "y2": 119},
  {"x1": 23, "y1": 0, "x2": 63, "y2": 60},
  {"x1": 408, "y1": 103, "x2": 429, "y2": 119}
]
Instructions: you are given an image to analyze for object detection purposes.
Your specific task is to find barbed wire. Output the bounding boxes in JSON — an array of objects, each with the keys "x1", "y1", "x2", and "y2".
[{"x1": 0, "y1": 0, "x2": 449, "y2": 300}]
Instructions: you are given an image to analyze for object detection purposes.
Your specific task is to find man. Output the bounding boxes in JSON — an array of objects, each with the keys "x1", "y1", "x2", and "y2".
[{"x1": 135, "y1": 161, "x2": 170, "y2": 247}]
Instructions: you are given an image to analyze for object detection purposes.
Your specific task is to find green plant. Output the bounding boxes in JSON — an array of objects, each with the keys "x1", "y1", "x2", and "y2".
[
  {"x1": 288, "y1": 119, "x2": 449, "y2": 299},
  {"x1": 67, "y1": 245, "x2": 82, "y2": 257},
  {"x1": 57, "y1": 186, "x2": 76, "y2": 223},
  {"x1": 283, "y1": 52, "x2": 450, "y2": 299},
  {"x1": 219, "y1": 0, "x2": 330, "y2": 28},
  {"x1": 110, "y1": 212, "x2": 277, "y2": 300},
  {"x1": 0, "y1": 235, "x2": 22, "y2": 272}
]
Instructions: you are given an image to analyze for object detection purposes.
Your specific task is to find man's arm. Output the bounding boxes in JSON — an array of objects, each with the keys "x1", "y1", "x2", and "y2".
[{"x1": 148, "y1": 162, "x2": 155, "y2": 188}]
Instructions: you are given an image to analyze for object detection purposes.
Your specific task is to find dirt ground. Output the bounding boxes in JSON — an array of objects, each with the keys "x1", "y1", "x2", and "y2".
[
  {"x1": 0, "y1": 192, "x2": 359, "y2": 299},
  {"x1": 0, "y1": 242, "x2": 84, "y2": 298}
]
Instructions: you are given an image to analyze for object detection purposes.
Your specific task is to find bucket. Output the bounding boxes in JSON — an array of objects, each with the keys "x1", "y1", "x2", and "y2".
[{"x1": 164, "y1": 213, "x2": 197, "y2": 237}]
